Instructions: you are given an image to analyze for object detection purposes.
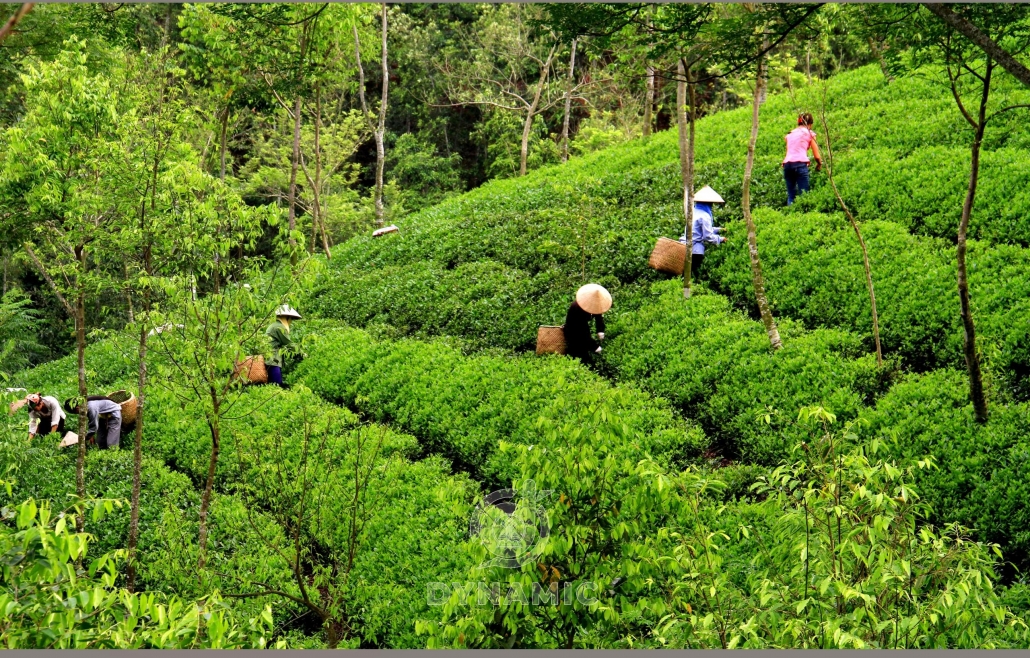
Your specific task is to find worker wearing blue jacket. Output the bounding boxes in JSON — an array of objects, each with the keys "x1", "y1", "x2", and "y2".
[{"x1": 678, "y1": 185, "x2": 727, "y2": 275}]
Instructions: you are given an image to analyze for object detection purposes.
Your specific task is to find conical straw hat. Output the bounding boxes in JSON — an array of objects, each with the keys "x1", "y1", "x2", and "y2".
[
  {"x1": 694, "y1": 185, "x2": 724, "y2": 203},
  {"x1": 576, "y1": 284, "x2": 612, "y2": 315}
]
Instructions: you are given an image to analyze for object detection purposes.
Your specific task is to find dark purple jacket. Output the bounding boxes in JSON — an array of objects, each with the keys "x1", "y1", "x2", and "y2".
[{"x1": 564, "y1": 301, "x2": 605, "y2": 358}]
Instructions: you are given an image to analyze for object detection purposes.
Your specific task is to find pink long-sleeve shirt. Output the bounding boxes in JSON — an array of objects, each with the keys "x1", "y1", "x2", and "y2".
[{"x1": 783, "y1": 127, "x2": 817, "y2": 164}]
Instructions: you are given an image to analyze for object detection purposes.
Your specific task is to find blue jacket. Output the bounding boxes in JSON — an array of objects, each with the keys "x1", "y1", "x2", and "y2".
[{"x1": 679, "y1": 202, "x2": 725, "y2": 255}]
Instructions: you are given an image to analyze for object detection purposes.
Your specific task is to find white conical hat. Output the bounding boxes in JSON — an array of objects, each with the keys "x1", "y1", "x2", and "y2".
[
  {"x1": 694, "y1": 186, "x2": 724, "y2": 203},
  {"x1": 275, "y1": 304, "x2": 302, "y2": 319},
  {"x1": 576, "y1": 284, "x2": 612, "y2": 315}
]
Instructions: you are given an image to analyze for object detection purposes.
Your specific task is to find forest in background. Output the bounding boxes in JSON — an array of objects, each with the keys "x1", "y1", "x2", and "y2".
[{"x1": 0, "y1": 2, "x2": 879, "y2": 369}]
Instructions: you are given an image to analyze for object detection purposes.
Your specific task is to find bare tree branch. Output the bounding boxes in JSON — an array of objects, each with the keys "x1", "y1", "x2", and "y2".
[
  {"x1": 0, "y1": 3, "x2": 32, "y2": 44},
  {"x1": 23, "y1": 243, "x2": 73, "y2": 317},
  {"x1": 923, "y1": 3, "x2": 1030, "y2": 88}
]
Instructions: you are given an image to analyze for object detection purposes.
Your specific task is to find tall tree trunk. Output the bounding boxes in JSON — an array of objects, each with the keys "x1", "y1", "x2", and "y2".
[
  {"x1": 742, "y1": 55, "x2": 783, "y2": 350},
  {"x1": 197, "y1": 398, "x2": 221, "y2": 570},
  {"x1": 372, "y1": 2, "x2": 389, "y2": 227},
  {"x1": 520, "y1": 45, "x2": 557, "y2": 177},
  {"x1": 561, "y1": 38, "x2": 577, "y2": 163},
  {"x1": 219, "y1": 107, "x2": 228, "y2": 181},
  {"x1": 288, "y1": 96, "x2": 302, "y2": 246},
  {"x1": 126, "y1": 292, "x2": 147, "y2": 591},
  {"x1": 868, "y1": 38, "x2": 894, "y2": 83},
  {"x1": 128, "y1": 178, "x2": 158, "y2": 591},
  {"x1": 124, "y1": 263, "x2": 134, "y2": 323},
  {"x1": 643, "y1": 7, "x2": 655, "y2": 137},
  {"x1": 677, "y1": 59, "x2": 696, "y2": 299},
  {"x1": 74, "y1": 248, "x2": 88, "y2": 531},
  {"x1": 819, "y1": 101, "x2": 882, "y2": 366},
  {"x1": 954, "y1": 62, "x2": 992, "y2": 423},
  {"x1": 315, "y1": 86, "x2": 331, "y2": 259},
  {"x1": 644, "y1": 63, "x2": 655, "y2": 137},
  {"x1": 0, "y1": 3, "x2": 33, "y2": 44}
]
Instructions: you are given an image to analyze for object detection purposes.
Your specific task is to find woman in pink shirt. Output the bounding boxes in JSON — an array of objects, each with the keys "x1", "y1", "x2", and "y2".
[{"x1": 782, "y1": 113, "x2": 823, "y2": 206}]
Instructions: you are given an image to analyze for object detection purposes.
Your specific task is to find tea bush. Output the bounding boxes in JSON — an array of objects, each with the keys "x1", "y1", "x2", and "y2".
[
  {"x1": 6, "y1": 434, "x2": 301, "y2": 624},
  {"x1": 9, "y1": 351, "x2": 479, "y2": 648},
  {"x1": 291, "y1": 326, "x2": 707, "y2": 487},
  {"x1": 858, "y1": 369, "x2": 1030, "y2": 573},
  {"x1": 0, "y1": 498, "x2": 279, "y2": 649},
  {"x1": 703, "y1": 209, "x2": 1030, "y2": 398},
  {"x1": 604, "y1": 281, "x2": 889, "y2": 465}
]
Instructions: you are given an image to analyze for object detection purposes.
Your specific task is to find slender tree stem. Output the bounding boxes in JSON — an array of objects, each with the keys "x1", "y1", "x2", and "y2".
[
  {"x1": 561, "y1": 39, "x2": 577, "y2": 163},
  {"x1": 742, "y1": 51, "x2": 783, "y2": 350},
  {"x1": 819, "y1": 91, "x2": 882, "y2": 366}
]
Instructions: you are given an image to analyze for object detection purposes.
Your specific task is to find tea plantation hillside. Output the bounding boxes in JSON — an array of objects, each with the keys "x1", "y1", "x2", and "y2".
[
  {"x1": 7, "y1": 61, "x2": 1030, "y2": 648},
  {"x1": 297, "y1": 62, "x2": 1030, "y2": 576}
]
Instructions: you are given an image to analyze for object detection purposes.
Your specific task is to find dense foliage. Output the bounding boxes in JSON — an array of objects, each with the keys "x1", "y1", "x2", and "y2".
[
  {"x1": 704, "y1": 209, "x2": 1030, "y2": 398},
  {"x1": 3, "y1": 1, "x2": 1030, "y2": 648}
]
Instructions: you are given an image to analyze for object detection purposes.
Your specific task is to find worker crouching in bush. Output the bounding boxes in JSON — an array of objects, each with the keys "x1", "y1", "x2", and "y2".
[
  {"x1": 25, "y1": 393, "x2": 66, "y2": 440},
  {"x1": 679, "y1": 185, "x2": 727, "y2": 276},
  {"x1": 64, "y1": 395, "x2": 122, "y2": 450},
  {"x1": 565, "y1": 284, "x2": 612, "y2": 364},
  {"x1": 266, "y1": 304, "x2": 302, "y2": 388}
]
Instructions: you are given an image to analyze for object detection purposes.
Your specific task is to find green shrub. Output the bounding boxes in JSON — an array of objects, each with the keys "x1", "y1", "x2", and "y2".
[
  {"x1": 292, "y1": 326, "x2": 707, "y2": 487},
  {"x1": 704, "y1": 209, "x2": 1030, "y2": 398},
  {"x1": 859, "y1": 369, "x2": 1030, "y2": 573},
  {"x1": 663, "y1": 420, "x2": 1029, "y2": 648},
  {"x1": 6, "y1": 435, "x2": 299, "y2": 624},
  {"x1": 0, "y1": 497, "x2": 279, "y2": 648},
  {"x1": 605, "y1": 281, "x2": 888, "y2": 465}
]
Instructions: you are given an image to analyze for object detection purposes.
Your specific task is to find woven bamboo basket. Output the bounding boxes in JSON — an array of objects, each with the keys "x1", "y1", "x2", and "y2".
[
  {"x1": 536, "y1": 326, "x2": 567, "y2": 355},
  {"x1": 106, "y1": 390, "x2": 138, "y2": 425},
  {"x1": 9, "y1": 398, "x2": 27, "y2": 415},
  {"x1": 234, "y1": 355, "x2": 268, "y2": 385},
  {"x1": 648, "y1": 237, "x2": 686, "y2": 275}
]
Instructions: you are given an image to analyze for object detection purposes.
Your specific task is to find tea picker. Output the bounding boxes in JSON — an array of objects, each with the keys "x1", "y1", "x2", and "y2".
[
  {"x1": 678, "y1": 185, "x2": 727, "y2": 275},
  {"x1": 782, "y1": 112, "x2": 823, "y2": 206},
  {"x1": 564, "y1": 284, "x2": 612, "y2": 364},
  {"x1": 64, "y1": 395, "x2": 122, "y2": 449},
  {"x1": 266, "y1": 305, "x2": 302, "y2": 388},
  {"x1": 23, "y1": 393, "x2": 66, "y2": 440}
]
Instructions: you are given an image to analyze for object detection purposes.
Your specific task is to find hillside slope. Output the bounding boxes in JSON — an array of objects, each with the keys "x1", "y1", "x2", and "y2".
[{"x1": 299, "y1": 63, "x2": 1030, "y2": 572}]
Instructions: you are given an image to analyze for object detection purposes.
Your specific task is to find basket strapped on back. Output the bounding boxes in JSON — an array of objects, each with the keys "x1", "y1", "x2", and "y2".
[
  {"x1": 536, "y1": 326, "x2": 567, "y2": 355},
  {"x1": 648, "y1": 237, "x2": 686, "y2": 276}
]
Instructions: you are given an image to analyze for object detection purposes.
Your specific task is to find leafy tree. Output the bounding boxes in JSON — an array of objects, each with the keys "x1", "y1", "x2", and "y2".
[
  {"x1": 874, "y1": 3, "x2": 1030, "y2": 421},
  {"x1": 0, "y1": 40, "x2": 128, "y2": 524},
  {"x1": 144, "y1": 164, "x2": 288, "y2": 570},
  {"x1": 657, "y1": 408, "x2": 1028, "y2": 648},
  {"x1": 430, "y1": 4, "x2": 582, "y2": 178},
  {"x1": 0, "y1": 494, "x2": 278, "y2": 648}
]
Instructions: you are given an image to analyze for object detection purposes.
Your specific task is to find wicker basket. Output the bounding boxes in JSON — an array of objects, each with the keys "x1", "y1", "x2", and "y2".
[
  {"x1": 536, "y1": 326, "x2": 567, "y2": 355},
  {"x1": 106, "y1": 390, "x2": 138, "y2": 425},
  {"x1": 234, "y1": 355, "x2": 268, "y2": 385},
  {"x1": 648, "y1": 237, "x2": 686, "y2": 275}
]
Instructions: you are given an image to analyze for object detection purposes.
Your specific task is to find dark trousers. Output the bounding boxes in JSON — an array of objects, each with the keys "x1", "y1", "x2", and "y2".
[
  {"x1": 95, "y1": 414, "x2": 122, "y2": 449},
  {"x1": 783, "y1": 162, "x2": 811, "y2": 206},
  {"x1": 691, "y1": 253, "x2": 705, "y2": 275},
  {"x1": 267, "y1": 365, "x2": 285, "y2": 387},
  {"x1": 37, "y1": 415, "x2": 65, "y2": 437}
]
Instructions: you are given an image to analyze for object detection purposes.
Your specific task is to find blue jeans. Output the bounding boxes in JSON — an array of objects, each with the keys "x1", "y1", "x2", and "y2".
[
  {"x1": 783, "y1": 162, "x2": 810, "y2": 206},
  {"x1": 267, "y1": 365, "x2": 284, "y2": 387}
]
